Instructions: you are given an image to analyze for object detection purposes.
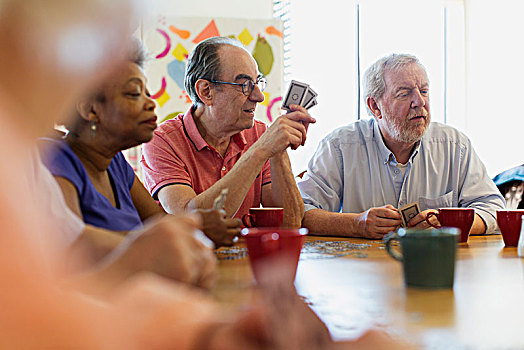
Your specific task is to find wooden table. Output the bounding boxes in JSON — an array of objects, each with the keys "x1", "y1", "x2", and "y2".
[{"x1": 214, "y1": 235, "x2": 524, "y2": 349}]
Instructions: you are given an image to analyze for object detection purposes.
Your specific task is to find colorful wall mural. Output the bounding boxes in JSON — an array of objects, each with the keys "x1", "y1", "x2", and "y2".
[{"x1": 142, "y1": 16, "x2": 284, "y2": 125}]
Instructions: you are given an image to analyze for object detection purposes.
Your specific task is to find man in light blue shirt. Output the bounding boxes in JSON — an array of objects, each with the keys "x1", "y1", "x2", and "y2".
[{"x1": 298, "y1": 54, "x2": 505, "y2": 239}]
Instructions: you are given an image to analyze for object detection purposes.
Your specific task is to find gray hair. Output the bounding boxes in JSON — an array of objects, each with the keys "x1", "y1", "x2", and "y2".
[
  {"x1": 184, "y1": 36, "x2": 246, "y2": 105},
  {"x1": 128, "y1": 36, "x2": 150, "y2": 69},
  {"x1": 362, "y1": 53, "x2": 427, "y2": 116}
]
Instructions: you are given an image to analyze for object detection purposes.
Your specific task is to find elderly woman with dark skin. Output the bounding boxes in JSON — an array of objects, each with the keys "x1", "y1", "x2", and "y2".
[{"x1": 39, "y1": 39, "x2": 240, "y2": 248}]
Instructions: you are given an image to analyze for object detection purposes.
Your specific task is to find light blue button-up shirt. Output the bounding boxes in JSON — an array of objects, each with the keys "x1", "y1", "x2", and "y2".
[{"x1": 298, "y1": 118, "x2": 505, "y2": 234}]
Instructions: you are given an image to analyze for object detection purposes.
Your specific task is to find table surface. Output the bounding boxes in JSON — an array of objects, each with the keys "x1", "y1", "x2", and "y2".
[{"x1": 213, "y1": 234, "x2": 524, "y2": 349}]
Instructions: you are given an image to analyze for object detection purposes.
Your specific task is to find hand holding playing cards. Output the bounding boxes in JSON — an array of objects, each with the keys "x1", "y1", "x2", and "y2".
[
  {"x1": 407, "y1": 209, "x2": 439, "y2": 229},
  {"x1": 285, "y1": 104, "x2": 316, "y2": 147},
  {"x1": 197, "y1": 208, "x2": 241, "y2": 247},
  {"x1": 356, "y1": 205, "x2": 402, "y2": 239}
]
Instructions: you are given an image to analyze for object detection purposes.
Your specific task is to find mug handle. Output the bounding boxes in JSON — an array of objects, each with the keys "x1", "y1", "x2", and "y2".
[
  {"x1": 384, "y1": 232, "x2": 403, "y2": 262},
  {"x1": 242, "y1": 213, "x2": 255, "y2": 228},
  {"x1": 425, "y1": 212, "x2": 441, "y2": 229}
]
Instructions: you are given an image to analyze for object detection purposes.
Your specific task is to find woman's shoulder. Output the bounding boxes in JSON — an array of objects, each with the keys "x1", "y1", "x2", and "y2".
[
  {"x1": 38, "y1": 136, "x2": 75, "y2": 155},
  {"x1": 38, "y1": 137, "x2": 77, "y2": 163}
]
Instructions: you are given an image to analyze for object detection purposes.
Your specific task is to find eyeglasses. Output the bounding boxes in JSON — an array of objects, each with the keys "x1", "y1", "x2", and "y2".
[{"x1": 209, "y1": 77, "x2": 267, "y2": 96}]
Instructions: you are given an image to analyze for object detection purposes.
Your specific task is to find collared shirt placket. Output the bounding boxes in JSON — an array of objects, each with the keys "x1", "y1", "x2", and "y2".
[{"x1": 397, "y1": 162, "x2": 412, "y2": 208}]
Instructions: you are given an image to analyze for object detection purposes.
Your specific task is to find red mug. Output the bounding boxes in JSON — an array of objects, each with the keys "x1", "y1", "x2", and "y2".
[
  {"x1": 242, "y1": 207, "x2": 284, "y2": 228},
  {"x1": 425, "y1": 208, "x2": 474, "y2": 243},
  {"x1": 240, "y1": 227, "x2": 308, "y2": 283},
  {"x1": 496, "y1": 210, "x2": 524, "y2": 247}
]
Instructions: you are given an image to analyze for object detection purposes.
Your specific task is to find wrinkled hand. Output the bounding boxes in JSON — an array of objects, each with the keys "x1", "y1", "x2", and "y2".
[
  {"x1": 197, "y1": 208, "x2": 241, "y2": 247},
  {"x1": 254, "y1": 105, "x2": 316, "y2": 158},
  {"x1": 258, "y1": 267, "x2": 332, "y2": 350},
  {"x1": 407, "y1": 209, "x2": 439, "y2": 229},
  {"x1": 103, "y1": 214, "x2": 217, "y2": 289},
  {"x1": 357, "y1": 205, "x2": 402, "y2": 239},
  {"x1": 204, "y1": 258, "x2": 332, "y2": 350},
  {"x1": 284, "y1": 104, "x2": 316, "y2": 147}
]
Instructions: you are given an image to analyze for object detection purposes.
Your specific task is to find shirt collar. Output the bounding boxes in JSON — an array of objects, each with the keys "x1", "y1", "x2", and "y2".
[
  {"x1": 232, "y1": 130, "x2": 247, "y2": 149},
  {"x1": 182, "y1": 107, "x2": 248, "y2": 152},
  {"x1": 372, "y1": 118, "x2": 421, "y2": 165},
  {"x1": 372, "y1": 118, "x2": 395, "y2": 164}
]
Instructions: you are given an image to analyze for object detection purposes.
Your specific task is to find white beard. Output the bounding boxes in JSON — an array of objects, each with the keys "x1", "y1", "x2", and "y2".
[{"x1": 380, "y1": 107, "x2": 430, "y2": 144}]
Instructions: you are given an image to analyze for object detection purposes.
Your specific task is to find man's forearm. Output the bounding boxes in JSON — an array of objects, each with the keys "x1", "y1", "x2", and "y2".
[
  {"x1": 188, "y1": 146, "x2": 269, "y2": 218},
  {"x1": 302, "y1": 209, "x2": 363, "y2": 237},
  {"x1": 268, "y1": 151, "x2": 304, "y2": 228},
  {"x1": 470, "y1": 213, "x2": 487, "y2": 235}
]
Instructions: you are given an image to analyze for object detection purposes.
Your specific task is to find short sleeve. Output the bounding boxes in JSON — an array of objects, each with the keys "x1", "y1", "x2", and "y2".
[
  {"x1": 298, "y1": 136, "x2": 344, "y2": 212},
  {"x1": 141, "y1": 133, "x2": 192, "y2": 199},
  {"x1": 38, "y1": 139, "x2": 87, "y2": 196}
]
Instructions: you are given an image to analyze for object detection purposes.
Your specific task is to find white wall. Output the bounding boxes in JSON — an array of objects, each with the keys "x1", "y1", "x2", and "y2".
[
  {"x1": 149, "y1": 0, "x2": 273, "y2": 19},
  {"x1": 286, "y1": 0, "x2": 358, "y2": 174},
  {"x1": 465, "y1": 0, "x2": 524, "y2": 177},
  {"x1": 143, "y1": 0, "x2": 523, "y2": 178}
]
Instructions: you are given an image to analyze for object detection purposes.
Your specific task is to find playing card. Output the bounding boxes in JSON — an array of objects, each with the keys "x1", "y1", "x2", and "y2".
[
  {"x1": 213, "y1": 188, "x2": 228, "y2": 210},
  {"x1": 302, "y1": 86, "x2": 318, "y2": 108},
  {"x1": 193, "y1": 229, "x2": 215, "y2": 249},
  {"x1": 282, "y1": 80, "x2": 309, "y2": 111},
  {"x1": 304, "y1": 98, "x2": 317, "y2": 110},
  {"x1": 399, "y1": 202, "x2": 421, "y2": 227}
]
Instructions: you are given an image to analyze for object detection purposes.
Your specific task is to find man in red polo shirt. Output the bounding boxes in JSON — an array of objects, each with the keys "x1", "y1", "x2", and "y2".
[{"x1": 141, "y1": 36, "x2": 315, "y2": 233}]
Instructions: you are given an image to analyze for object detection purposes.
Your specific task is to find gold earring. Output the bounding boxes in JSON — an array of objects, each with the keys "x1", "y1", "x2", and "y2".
[{"x1": 90, "y1": 120, "x2": 97, "y2": 137}]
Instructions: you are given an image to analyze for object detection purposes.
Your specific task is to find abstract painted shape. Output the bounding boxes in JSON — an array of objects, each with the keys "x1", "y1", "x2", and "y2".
[
  {"x1": 172, "y1": 43, "x2": 188, "y2": 61},
  {"x1": 179, "y1": 90, "x2": 192, "y2": 104},
  {"x1": 238, "y1": 28, "x2": 254, "y2": 46},
  {"x1": 161, "y1": 112, "x2": 182, "y2": 123},
  {"x1": 155, "y1": 29, "x2": 171, "y2": 59},
  {"x1": 192, "y1": 20, "x2": 220, "y2": 44},
  {"x1": 169, "y1": 25, "x2": 191, "y2": 39},
  {"x1": 260, "y1": 91, "x2": 271, "y2": 107},
  {"x1": 265, "y1": 25, "x2": 283, "y2": 39},
  {"x1": 267, "y1": 96, "x2": 282, "y2": 123},
  {"x1": 156, "y1": 91, "x2": 171, "y2": 107},
  {"x1": 151, "y1": 77, "x2": 167, "y2": 99},
  {"x1": 167, "y1": 59, "x2": 186, "y2": 90},
  {"x1": 252, "y1": 35, "x2": 274, "y2": 76}
]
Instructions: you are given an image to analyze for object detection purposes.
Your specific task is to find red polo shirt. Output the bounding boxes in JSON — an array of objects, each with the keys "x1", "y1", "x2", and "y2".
[{"x1": 141, "y1": 108, "x2": 272, "y2": 219}]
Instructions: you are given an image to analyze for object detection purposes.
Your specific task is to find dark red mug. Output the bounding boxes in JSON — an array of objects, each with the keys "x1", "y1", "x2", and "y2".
[
  {"x1": 425, "y1": 208, "x2": 474, "y2": 243},
  {"x1": 242, "y1": 207, "x2": 284, "y2": 228},
  {"x1": 496, "y1": 210, "x2": 524, "y2": 247},
  {"x1": 240, "y1": 227, "x2": 308, "y2": 283}
]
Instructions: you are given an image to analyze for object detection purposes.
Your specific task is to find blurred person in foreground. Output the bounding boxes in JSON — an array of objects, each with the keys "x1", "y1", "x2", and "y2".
[
  {"x1": 298, "y1": 53, "x2": 505, "y2": 239},
  {"x1": 0, "y1": 0, "x2": 408, "y2": 348},
  {"x1": 141, "y1": 36, "x2": 315, "y2": 227},
  {"x1": 1, "y1": 0, "x2": 216, "y2": 289},
  {"x1": 39, "y1": 37, "x2": 240, "y2": 249}
]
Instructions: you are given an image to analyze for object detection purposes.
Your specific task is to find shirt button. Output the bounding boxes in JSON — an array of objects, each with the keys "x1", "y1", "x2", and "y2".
[{"x1": 222, "y1": 166, "x2": 226, "y2": 171}]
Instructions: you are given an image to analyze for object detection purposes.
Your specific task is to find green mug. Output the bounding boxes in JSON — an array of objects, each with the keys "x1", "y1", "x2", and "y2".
[{"x1": 384, "y1": 228, "x2": 459, "y2": 289}]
